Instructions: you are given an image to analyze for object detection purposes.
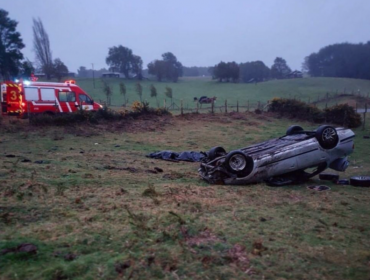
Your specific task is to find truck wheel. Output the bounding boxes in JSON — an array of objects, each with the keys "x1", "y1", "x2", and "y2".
[
  {"x1": 286, "y1": 125, "x2": 304, "y2": 135},
  {"x1": 224, "y1": 151, "x2": 254, "y2": 177},
  {"x1": 315, "y1": 125, "x2": 339, "y2": 149},
  {"x1": 208, "y1": 146, "x2": 226, "y2": 161},
  {"x1": 350, "y1": 176, "x2": 370, "y2": 187}
]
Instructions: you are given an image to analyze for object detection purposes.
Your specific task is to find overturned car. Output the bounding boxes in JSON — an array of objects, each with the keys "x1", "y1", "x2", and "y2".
[{"x1": 199, "y1": 125, "x2": 355, "y2": 186}]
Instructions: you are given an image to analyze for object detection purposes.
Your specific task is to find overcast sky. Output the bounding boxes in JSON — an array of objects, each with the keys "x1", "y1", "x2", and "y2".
[{"x1": 3, "y1": 0, "x2": 370, "y2": 73}]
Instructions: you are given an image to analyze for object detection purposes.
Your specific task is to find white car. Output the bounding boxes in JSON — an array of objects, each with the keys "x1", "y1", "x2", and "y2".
[{"x1": 199, "y1": 125, "x2": 355, "y2": 186}]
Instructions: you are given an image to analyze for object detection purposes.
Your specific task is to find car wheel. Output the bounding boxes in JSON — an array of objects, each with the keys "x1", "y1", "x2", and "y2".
[
  {"x1": 350, "y1": 176, "x2": 370, "y2": 187},
  {"x1": 224, "y1": 151, "x2": 254, "y2": 177},
  {"x1": 286, "y1": 125, "x2": 304, "y2": 135},
  {"x1": 315, "y1": 125, "x2": 339, "y2": 149},
  {"x1": 208, "y1": 146, "x2": 227, "y2": 161}
]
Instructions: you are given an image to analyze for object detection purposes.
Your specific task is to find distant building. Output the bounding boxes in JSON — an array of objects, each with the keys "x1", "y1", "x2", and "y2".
[
  {"x1": 287, "y1": 70, "x2": 303, "y2": 78},
  {"x1": 101, "y1": 72, "x2": 121, "y2": 78}
]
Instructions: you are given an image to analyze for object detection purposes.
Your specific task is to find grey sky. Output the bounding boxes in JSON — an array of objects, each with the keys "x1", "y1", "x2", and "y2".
[{"x1": 2, "y1": 0, "x2": 370, "y2": 73}]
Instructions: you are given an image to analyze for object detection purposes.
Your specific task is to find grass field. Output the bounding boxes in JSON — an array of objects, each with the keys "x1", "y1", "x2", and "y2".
[
  {"x1": 1, "y1": 112, "x2": 370, "y2": 279},
  {"x1": 76, "y1": 77, "x2": 370, "y2": 111}
]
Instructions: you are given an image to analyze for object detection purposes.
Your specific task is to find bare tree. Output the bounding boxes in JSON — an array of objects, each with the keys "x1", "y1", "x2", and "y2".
[{"x1": 32, "y1": 18, "x2": 53, "y2": 79}]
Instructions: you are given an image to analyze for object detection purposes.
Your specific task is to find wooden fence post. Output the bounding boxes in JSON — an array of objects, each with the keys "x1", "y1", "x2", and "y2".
[
  {"x1": 363, "y1": 103, "x2": 367, "y2": 131},
  {"x1": 258, "y1": 101, "x2": 261, "y2": 110},
  {"x1": 211, "y1": 99, "x2": 214, "y2": 114},
  {"x1": 196, "y1": 101, "x2": 199, "y2": 113},
  {"x1": 237, "y1": 100, "x2": 239, "y2": 113},
  {"x1": 164, "y1": 99, "x2": 166, "y2": 109},
  {"x1": 180, "y1": 99, "x2": 183, "y2": 115},
  {"x1": 247, "y1": 100, "x2": 249, "y2": 112},
  {"x1": 225, "y1": 100, "x2": 227, "y2": 113}
]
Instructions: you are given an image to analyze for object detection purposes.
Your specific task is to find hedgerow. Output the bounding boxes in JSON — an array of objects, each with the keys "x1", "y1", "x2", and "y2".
[{"x1": 268, "y1": 98, "x2": 362, "y2": 128}]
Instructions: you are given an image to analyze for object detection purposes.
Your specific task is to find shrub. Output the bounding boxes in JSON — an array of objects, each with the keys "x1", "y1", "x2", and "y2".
[
  {"x1": 324, "y1": 104, "x2": 362, "y2": 128},
  {"x1": 268, "y1": 98, "x2": 361, "y2": 128}
]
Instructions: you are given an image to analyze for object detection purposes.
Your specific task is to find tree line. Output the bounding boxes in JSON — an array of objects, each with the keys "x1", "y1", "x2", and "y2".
[{"x1": 210, "y1": 57, "x2": 293, "y2": 83}]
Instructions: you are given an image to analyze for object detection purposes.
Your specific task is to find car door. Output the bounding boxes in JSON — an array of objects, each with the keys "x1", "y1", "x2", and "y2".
[{"x1": 77, "y1": 93, "x2": 94, "y2": 110}]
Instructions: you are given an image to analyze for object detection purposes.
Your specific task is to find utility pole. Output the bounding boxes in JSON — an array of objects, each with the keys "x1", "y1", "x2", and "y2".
[{"x1": 92, "y1": 63, "x2": 95, "y2": 89}]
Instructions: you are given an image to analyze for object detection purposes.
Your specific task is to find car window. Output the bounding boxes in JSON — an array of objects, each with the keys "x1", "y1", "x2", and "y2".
[
  {"x1": 58, "y1": 91, "x2": 76, "y2": 102},
  {"x1": 79, "y1": 94, "x2": 92, "y2": 103}
]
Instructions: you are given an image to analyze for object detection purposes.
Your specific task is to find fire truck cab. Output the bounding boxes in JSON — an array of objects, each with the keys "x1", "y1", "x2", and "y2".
[{"x1": 1, "y1": 80, "x2": 102, "y2": 117}]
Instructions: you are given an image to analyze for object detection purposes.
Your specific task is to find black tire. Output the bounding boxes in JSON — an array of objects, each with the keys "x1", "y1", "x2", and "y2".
[
  {"x1": 319, "y1": 173, "x2": 339, "y2": 181},
  {"x1": 350, "y1": 176, "x2": 370, "y2": 187},
  {"x1": 315, "y1": 125, "x2": 339, "y2": 149},
  {"x1": 224, "y1": 151, "x2": 254, "y2": 177},
  {"x1": 286, "y1": 125, "x2": 304, "y2": 135},
  {"x1": 208, "y1": 146, "x2": 227, "y2": 161}
]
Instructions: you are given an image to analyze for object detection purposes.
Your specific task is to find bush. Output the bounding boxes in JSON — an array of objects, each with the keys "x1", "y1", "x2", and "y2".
[
  {"x1": 324, "y1": 104, "x2": 362, "y2": 128},
  {"x1": 268, "y1": 98, "x2": 362, "y2": 128},
  {"x1": 29, "y1": 102, "x2": 171, "y2": 126}
]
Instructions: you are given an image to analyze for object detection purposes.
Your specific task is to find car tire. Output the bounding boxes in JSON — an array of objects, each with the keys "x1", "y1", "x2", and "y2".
[
  {"x1": 319, "y1": 173, "x2": 339, "y2": 181},
  {"x1": 350, "y1": 176, "x2": 370, "y2": 187},
  {"x1": 224, "y1": 151, "x2": 254, "y2": 177},
  {"x1": 286, "y1": 125, "x2": 304, "y2": 135},
  {"x1": 315, "y1": 125, "x2": 339, "y2": 149},
  {"x1": 208, "y1": 146, "x2": 227, "y2": 161}
]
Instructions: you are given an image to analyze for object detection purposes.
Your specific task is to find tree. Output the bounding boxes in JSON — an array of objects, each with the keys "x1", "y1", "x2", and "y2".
[
  {"x1": 33, "y1": 18, "x2": 53, "y2": 80},
  {"x1": 304, "y1": 42, "x2": 370, "y2": 79},
  {"x1": 0, "y1": 9, "x2": 25, "y2": 80},
  {"x1": 150, "y1": 84, "x2": 159, "y2": 107},
  {"x1": 19, "y1": 59, "x2": 35, "y2": 79},
  {"x1": 148, "y1": 60, "x2": 167, "y2": 82},
  {"x1": 105, "y1": 45, "x2": 142, "y2": 79},
  {"x1": 135, "y1": 82, "x2": 142, "y2": 102},
  {"x1": 213, "y1": 61, "x2": 239, "y2": 82},
  {"x1": 53, "y1": 58, "x2": 68, "y2": 81},
  {"x1": 102, "y1": 80, "x2": 112, "y2": 105},
  {"x1": 132, "y1": 55, "x2": 143, "y2": 80},
  {"x1": 165, "y1": 86, "x2": 173, "y2": 108},
  {"x1": 271, "y1": 57, "x2": 291, "y2": 79},
  {"x1": 239, "y1": 61, "x2": 270, "y2": 83},
  {"x1": 147, "y1": 52, "x2": 183, "y2": 82},
  {"x1": 119, "y1": 82, "x2": 127, "y2": 106}
]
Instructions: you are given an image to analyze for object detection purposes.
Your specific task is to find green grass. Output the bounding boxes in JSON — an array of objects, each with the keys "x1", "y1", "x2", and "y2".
[
  {"x1": 76, "y1": 77, "x2": 370, "y2": 110},
  {"x1": 0, "y1": 113, "x2": 369, "y2": 279}
]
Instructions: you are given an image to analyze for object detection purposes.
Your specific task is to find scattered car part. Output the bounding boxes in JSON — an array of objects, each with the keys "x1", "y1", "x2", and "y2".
[
  {"x1": 319, "y1": 173, "x2": 340, "y2": 181},
  {"x1": 199, "y1": 125, "x2": 355, "y2": 185},
  {"x1": 350, "y1": 176, "x2": 370, "y2": 187},
  {"x1": 307, "y1": 185, "x2": 331, "y2": 191},
  {"x1": 336, "y1": 179, "x2": 350, "y2": 185}
]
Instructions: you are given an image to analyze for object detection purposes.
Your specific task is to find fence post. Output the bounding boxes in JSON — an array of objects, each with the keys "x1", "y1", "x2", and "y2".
[
  {"x1": 247, "y1": 100, "x2": 249, "y2": 112},
  {"x1": 196, "y1": 101, "x2": 199, "y2": 113},
  {"x1": 225, "y1": 100, "x2": 227, "y2": 113},
  {"x1": 27, "y1": 102, "x2": 31, "y2": 123},
  {"x1": 211, "y1": 99, "x2": 214, "y2": 114},
  {"x1": 237, "y1": 100, "x2": 239, "y2": 113},
  {"x1": 181, "y1": 99, "x2": 183, "y2": 115},
  {"x1": 258, "y1": 101, "x2": 260, "y2": 110},
  {"x1": 363, "y1": 103, "x2": 367, "y2": 130},
  {"x1": 164, "y1": 99, "x2": 166, "y2": 109}
]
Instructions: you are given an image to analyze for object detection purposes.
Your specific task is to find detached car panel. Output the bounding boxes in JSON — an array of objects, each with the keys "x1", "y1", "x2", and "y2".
[{"x1": 199, "y1": 125, "x2": 355, "y2": 185}]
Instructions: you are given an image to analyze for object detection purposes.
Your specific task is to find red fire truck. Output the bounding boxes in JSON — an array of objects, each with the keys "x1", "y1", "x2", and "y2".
[{"x1": 1, "y1": 80, "x2": 102, "y2": 117}]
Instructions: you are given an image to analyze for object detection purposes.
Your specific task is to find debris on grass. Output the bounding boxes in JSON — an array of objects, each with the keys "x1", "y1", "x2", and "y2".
[{"x1": 1, "y1": 243, "x2": 38, "y2": 255}]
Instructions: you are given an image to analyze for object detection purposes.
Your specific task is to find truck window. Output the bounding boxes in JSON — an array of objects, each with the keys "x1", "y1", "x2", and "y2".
[
  {"x1": 79, "y1": 94, "x2": 92, "y2": 104},
  {"x1": 58, "y1": 91, "x2": 76, "y2": 102},
  {"x1": 24, "y1": 87, "x2": 39, "y2": 101},
  {"x1": 40, "y1": 88, "x2": 56, "y2": 101}
]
